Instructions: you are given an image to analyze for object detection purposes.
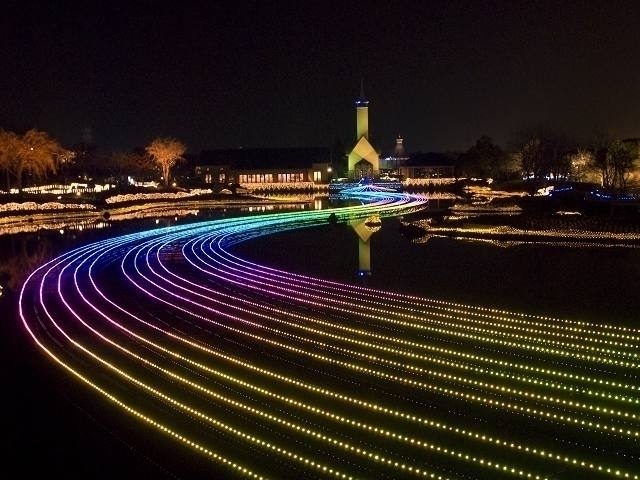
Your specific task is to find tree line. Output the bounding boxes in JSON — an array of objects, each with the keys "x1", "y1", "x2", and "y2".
[
  {"x1": 2, "y1": 126, "x2": 639, "y2": 194},
  {"x1": 457, "y1": 131, "x2": 640, "y2": 192},
  {"x1": 0, "y1": 129, "x2": 186, "y2": 192}
]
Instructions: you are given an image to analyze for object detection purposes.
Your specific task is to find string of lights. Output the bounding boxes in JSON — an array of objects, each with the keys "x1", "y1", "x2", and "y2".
[{"x1": 19, "y1": 190, "x2": 639, "y2": 479}]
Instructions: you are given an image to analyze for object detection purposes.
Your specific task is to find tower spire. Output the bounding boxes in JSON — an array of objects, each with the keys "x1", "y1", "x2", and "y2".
[
  {"x1": 355, "y1": 79, "x2": 369, "y2": 107},
  {"x1": 348, "y1": 81, "x2": 379, "y2": 178},
  {"x1": 355, "y1": 80, "x2": 369, "y2": 140}
]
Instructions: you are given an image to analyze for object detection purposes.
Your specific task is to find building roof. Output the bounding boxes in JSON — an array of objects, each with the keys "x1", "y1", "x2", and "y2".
[
  {"x1": 197, "y1": 147, "x2": 330, "y2": 169},
  {"x1": 349, "y1": 136, "x2": 379, "y2": 164}
]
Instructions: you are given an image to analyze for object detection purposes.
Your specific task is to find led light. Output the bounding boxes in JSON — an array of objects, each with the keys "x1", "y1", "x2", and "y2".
[{"x1": 18, "y1": 190, "x2": 640, "y2": 480}]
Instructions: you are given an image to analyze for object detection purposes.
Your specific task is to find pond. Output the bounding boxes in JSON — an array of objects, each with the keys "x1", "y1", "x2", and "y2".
[
  {"x1": 236, "y1": 217, "x2": 640, "y2": 325},
  {"x1": 3, "y1": 196, "x2": 639, "y2": 479}
]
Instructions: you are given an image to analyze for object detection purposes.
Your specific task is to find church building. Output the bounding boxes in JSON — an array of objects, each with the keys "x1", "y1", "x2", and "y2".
[{"x1": 348, "y1": 85, "x2": 380, "y2": 179}]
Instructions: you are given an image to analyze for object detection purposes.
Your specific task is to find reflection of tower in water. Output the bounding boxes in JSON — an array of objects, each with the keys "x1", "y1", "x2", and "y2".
[{"x1": 349, "y1": 215, "x2": 381, "y2": 277}]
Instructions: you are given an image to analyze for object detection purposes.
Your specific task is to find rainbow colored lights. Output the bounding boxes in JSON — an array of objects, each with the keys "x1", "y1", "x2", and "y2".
[{"x1": 19, "y1": 190, "x2": 640, "y2": 479}]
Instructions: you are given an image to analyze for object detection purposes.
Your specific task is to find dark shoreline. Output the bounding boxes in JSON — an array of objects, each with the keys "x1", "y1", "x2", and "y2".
[{"x1": 402, "y1": 210, "x2": 640, "y2": 247}]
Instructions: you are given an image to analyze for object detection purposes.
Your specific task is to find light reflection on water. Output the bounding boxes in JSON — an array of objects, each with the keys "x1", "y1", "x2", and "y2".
[
  {"x1": 0, "y1": 201, "x2": 316, "y2": 238},
  {"x1": 0, "y1": 203, "x2": 307, "y2": 296},
  {"x1": 2, "y1": 194, "x2": 637, "y2": 325},
  {"x1": 234, "y1": 216, "x2": 640, "y2": 326},
  {"x1": 0, "y1": 195, "x2": 434, "y2": 297}
]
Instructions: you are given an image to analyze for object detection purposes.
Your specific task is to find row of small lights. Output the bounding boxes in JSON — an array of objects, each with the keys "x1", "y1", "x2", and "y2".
[
  {"x1": 417, "y1": 221, "x2": 640, "y2": 241},
  {"x1": 21, "y1": 194, "x2": 434, "y2": 478},
  {"x1": 208, "y1": 239, "x2": 640, "y2": 361},
  {"x1": 177, "y1": 233, "x2": 640, "y2": 419},
  {"x1": 177, "y1": 241, "x2": 640, "y2": 409},
  {"x1": 105, "y1": 230, "x2": 634, "y2": 479},
  {"x1": 155, "y1": 204, "x2": 640, "y2": 470},
  {"x1": 202, "y1": 236, "x2": 640, "y2": 386},
  {"x1": 20, "y1": 191, "x2": 639, "y2": 479},
  {"x1": 104, "y1": 189, "x2": 213, "y2": 204},
  {"x1": 224, "y1": 256, "x2": 640, "y2": 345},
  {"x1": 232, "y1": 227, "x2": 640, "y2": 338},
  {"x1": 19, "y1": 243, "x2": 266, "y2": 479}
]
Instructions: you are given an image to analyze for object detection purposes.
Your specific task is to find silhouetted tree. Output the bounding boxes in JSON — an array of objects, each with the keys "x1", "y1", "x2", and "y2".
[
  {"x1": 69, "y1": 142, "x2": 100, "y2": 179},
  {"x1": 108, "y1": 151, "x2": 155, "y2": 182},
  {"x1": 512, "y1": 128, "x2": 572, "y2": 189},
  {"x1": 607, "y1": 140, "x2": 638, "y2": 192},
  {"x1": 146, "y1": 137, "x2": 186, "y2": 187},
  {"x1": 591, "y1": 146, "x2": 614, "y2": 189},
  {"x1": 458, "y1": 136, "x2": 514, "y2": 180},
  {"x1": 587, "y1": 139, "x2": 639, "y2": 191}
]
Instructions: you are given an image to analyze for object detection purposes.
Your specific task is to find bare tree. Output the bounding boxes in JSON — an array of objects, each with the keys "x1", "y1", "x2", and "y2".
[
  {"x1": 607, "y1": 140, "x2": 637, "y2": 192},
  {"x1": 0, "y1": 129, "x2": 62, "y2": 192},
  {"x1": 518, "y1": 137, "x2": 543, "y2": 181},
  {"x1": 512, "y1": 128, "x2": 575, "y2": 195},
  {"x1": 589, "y1": 140, "x2": 639, "y2": 192},
  {"x1": 0, "y1": 130, "x2": 19, "y2": 190},
  {"x1": 145, "y1": 137, "x2": 186, "y2": 187},
  {"x1": 591, "y1": 147, "x2": 614, "y2": 189}
]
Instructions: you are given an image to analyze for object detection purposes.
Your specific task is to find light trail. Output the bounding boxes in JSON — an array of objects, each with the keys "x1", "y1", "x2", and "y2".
[{"x1": 19, "y1": 189, "x2": 640, "y2": 479}]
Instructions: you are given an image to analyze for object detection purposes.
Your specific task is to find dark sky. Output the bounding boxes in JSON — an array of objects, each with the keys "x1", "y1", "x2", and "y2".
[{"x1": 2, "y1": 1, "x2": 640, "y2": 154}]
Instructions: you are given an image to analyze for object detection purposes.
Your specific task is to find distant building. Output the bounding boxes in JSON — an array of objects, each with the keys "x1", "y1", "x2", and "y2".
[
  {"x1": 347, "y1": 84, "x2": 380, "y2": 179},
  {"x1": 379, "y1": 136, "x2": 410, "y2": 171},
  {"x1": 343, "y1": 87, "x2": 456, "y2": 181},
  {"x1": 194, "y1": 147, "x2": 332, "y2": 186},
  {"x1": 397, "y1": 152, "x2": 456, "y2": 179},
  {"x1": 191, "y1": 84, "x2": 459, "y2": 188},
  {"x1": 379, "y1": 138, "x2": 456, "y2": 179},
  {"x1": 393, "y1": 135, "x2": 406, "y2": 157}
]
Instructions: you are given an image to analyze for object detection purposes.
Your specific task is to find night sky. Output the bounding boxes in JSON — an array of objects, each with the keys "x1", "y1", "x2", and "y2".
[{"x1": 2, "y1": 1, "x2": 640, "y2": 154}]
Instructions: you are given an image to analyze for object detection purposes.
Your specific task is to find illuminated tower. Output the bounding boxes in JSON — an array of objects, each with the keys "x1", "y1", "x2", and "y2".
[
  {"x1": 355, "y1": 82, "x2": 369, "y2": 140},
  {"x1": 394, "y1": 135, "x2": 405, "y2": 157},
  {"x1": 348, "y1": 82, "x2": 380, "y2": 179},
  {"x1": 391, "y1": 135, "x2": 408, "y2": 172}
]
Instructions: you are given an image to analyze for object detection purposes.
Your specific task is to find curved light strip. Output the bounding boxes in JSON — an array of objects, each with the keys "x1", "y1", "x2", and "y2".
[{"x1": 19, "y1": 190, "x2": 640, "y2": 480}]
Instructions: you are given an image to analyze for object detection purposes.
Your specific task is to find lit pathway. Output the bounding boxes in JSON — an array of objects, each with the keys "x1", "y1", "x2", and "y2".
[{"x1": 20, "y1": 190, "x2": 640, "y2": 479}]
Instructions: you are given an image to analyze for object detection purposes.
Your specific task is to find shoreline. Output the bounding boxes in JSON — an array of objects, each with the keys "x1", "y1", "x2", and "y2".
[
  {"x1": 403, "y1": 213, "x2": 640, "y2": 246},
  {"x1": 0, "y1": 196, "x2": 312, "y2": 236}
]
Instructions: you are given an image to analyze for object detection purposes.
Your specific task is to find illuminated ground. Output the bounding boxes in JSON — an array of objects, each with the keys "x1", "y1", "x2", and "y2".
[{"x1": 19, "y1": 190, "x2": 640, "y2": 479}]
